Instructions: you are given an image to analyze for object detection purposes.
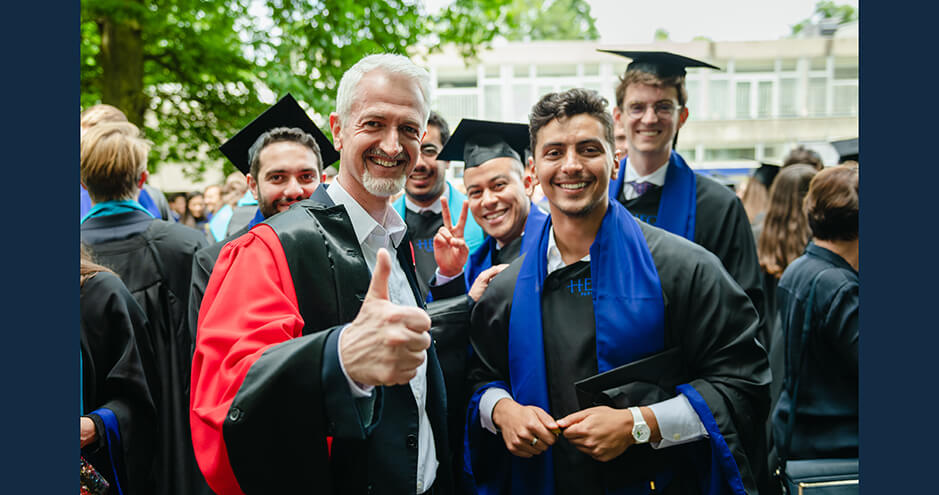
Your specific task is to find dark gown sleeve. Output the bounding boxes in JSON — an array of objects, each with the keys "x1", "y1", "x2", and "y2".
[
  {"x1": 643, "y1": 223, "x2": 772, "y2": 495},
  {"x1": 190, "y1": 225, "x2": 343, "y2": 494},
  {"x1": 81, "y1": 272, "x2": 158, "y2": 495},
  {"x1": 187, "y1": 245, "x2": 217, "y2": 357},
  {"x1": 819, "y1": 275, "x2": 859, "y2": 372}
]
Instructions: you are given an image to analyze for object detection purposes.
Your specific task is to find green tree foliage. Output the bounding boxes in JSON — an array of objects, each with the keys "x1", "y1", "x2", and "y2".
[
  {"x1": 82, "y1": 0, "x2": 599, "y2": 177},
  {"x1": 654, "y1": 28, "x2": 670, "y2": 41},
  {"x1": 791, "y1": 1, "x2": 858, "y2": 36}
]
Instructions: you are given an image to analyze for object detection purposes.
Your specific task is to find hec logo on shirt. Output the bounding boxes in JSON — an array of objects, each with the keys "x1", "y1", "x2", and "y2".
[
  {"x1": 631, "y1": 212, "x2": 658, "y2": 225},
  {"x1": 414, "y1": 239, "x2": 435, "y2": 253},
  {"x1": 567, "y1": 278, "x2": 592, "y2": 297}
]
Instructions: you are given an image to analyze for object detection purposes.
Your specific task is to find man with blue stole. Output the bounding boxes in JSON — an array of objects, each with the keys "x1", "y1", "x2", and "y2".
[
  {"x1": 465, "y1": 88, "x2": 770, "y2": 494},
  {"x1": 600, "y1": 50, "x2": 767, "y2": 354},
  {"x1": 393, "y1": 111, "x2": 485, "y2": 297},
  {"x1": 188, "y1": 93, "x2": 339, "y2": 355}
]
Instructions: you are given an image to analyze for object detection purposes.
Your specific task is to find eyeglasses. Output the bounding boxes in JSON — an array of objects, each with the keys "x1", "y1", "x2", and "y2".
[{"x1": 624, "y1": 101, "x2": 682, "y2": 119}]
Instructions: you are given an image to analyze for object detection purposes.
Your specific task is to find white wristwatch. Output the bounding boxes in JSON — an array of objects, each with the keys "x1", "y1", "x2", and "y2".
[{"x1": 629, "y1": 406, "x2": 651, "y2": 444}]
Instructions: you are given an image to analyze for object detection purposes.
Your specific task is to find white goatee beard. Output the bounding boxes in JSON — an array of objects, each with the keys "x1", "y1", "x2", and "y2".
[{"x1": 362, "y1": 167, "x2": 407, "y2": 197}]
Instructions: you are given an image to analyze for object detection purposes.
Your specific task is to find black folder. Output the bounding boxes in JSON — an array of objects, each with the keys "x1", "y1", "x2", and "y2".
[{"x1": 573, "y1": 347, "x2": 686, "y2": 409}]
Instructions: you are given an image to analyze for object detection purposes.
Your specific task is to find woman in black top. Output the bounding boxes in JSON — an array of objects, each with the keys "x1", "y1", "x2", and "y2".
[{"x1": 772, "y1": 165, "x2": 859, "y2": 460}]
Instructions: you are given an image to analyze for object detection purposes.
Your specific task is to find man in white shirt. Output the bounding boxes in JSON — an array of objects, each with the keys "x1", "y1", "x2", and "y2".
[{"x1": 191, "y1": 53, "x2": 453, "y2": 495}]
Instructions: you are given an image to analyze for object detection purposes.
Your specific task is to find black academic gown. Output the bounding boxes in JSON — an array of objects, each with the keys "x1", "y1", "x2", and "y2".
[
  {"x1": 619, "y1": 173, "x2": 768, "y2": 347},
  {"x1": 191, "y1": 187, "x2": 453, "y2": 494},
  {"x1": 772, "y1": 243, "x2": 858, "y2": 461},
  {"x1": 469, "y1": 221, "x2": 771, "y2": 494},
  {"x1": 406, "y1": 209, "x2": 446, "y2": 296},
  {"x1": 81, "y1": 211, "x2": 209, "y2": 495},
  {"x1": 81, "y1": 271, "x2": 158, "y2": 495}
]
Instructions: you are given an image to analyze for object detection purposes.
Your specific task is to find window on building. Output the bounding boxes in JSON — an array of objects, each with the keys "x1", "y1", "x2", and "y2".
[
  {"x1": 810, "y1": 57, "x2": 828, "y2": 71},
  {"x1": 833, "y1": 84, "x2": 858, "y2": 116},
  {"x1": 780, "y1": 58, "x2": 798, "y2": 71},
  {"x1": 705, "y1": 147, "x2": 756, "y2": 161},
  {"x1": 685, "y1": 79, "x2": 702, "y2": 117},
  {"x1": 437, "y1": 95, "x2": 478, "y2": 124},
  {"x1": 513, "y1": 64, "x2": 531, "y2": 78},
  {"x1": 583, "y1": 64, "x2": 600, "y2": 76},
  {"x1": 834, "y1": 57, "x2": 858, "y2": 80},
  {"x1": 736, "y1": 81, "x2": 751, "y2": 119},
  {"x1": 512, "y1": 84, "x2": 532, "y2": 122},
  {"x1": 807, "y1": 77, "x2": 827, "y2": 116},
  {"x1": 676, "y1": 148, "x2": 696, "y2": 161},
  {"x1": 779, "y1": 78, "x2": 798, "y2": 117},
  {"x1": 709, "y1": 80, "x2": 731, "y2": 120},
  {"x1": 484, "y1": 65, "x2": 500, "y2": 78},
  {"x1": 757, "y1": 81, "x2": 773, "y2": 118},
  {"x1": 484, "y1": 85, "x2": 502, "y2": 120}
]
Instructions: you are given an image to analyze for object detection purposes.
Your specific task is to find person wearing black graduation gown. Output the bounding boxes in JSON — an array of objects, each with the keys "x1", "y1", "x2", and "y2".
[
  {"x1": 772, "y1": 166, "x2": 858, "y2": 463},
  {"x1": 393, "y1": 111, "x2": 485, "y2": 297},
  {"x1": 465, "y1": 89, "x2": 770, "y2": 495},
  {"x1": 188, "y1": 94, "x2": 338, "y2": 353},
  {"x1": 81, "y1": 251, "x2": 158, "y2": 494},
  {"x1": 190, "y1": 54, "x2": 453, "y2": 495},
  {"x1": 603, "y1": 50, "x2": 768, "y2": 352},
  {"x1": 423, "y1": 118, "x2": 547, "y2": 493},
  {"x1": 80, "y1": 121, "x2": 209, "y2": 495}
]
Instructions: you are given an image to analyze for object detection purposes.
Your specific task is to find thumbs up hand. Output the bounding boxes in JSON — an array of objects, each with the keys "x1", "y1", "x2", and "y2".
[{"x1": 340, "y1": 248, "x2": 432, "y2": 386}]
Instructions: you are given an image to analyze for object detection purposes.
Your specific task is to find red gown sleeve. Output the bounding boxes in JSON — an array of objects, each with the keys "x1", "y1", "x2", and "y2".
[{"x1": 189, "y1": 224, "x2": 302, "y2": 495}]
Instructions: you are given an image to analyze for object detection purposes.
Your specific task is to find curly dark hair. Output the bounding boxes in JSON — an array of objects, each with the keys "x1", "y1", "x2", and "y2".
[{"x1": 529, "y1": 88, "x2": 615, "y2": 156}]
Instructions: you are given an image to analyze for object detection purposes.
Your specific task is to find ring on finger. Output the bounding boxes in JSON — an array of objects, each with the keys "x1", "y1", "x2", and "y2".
[{"x1": 530, "y1": 437, "x2": 539, "y2": 447}]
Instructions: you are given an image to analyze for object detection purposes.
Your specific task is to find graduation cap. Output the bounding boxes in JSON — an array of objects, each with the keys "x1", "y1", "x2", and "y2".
[
  {"x1": 219, "y1": 93, "x2": 339, "y2": 175},
  {"x1": 752, "y1": 162, "x2": 781, "y2": 189},
  {"x1": 830, "y1": 137, "x2": 858, "y2": 163},
  {"x1": 437, "y1": 119, "x2": 530, "y2": 169},
  {"x1": 597, "y1": 50, "x2": 720, "y2": 77}
]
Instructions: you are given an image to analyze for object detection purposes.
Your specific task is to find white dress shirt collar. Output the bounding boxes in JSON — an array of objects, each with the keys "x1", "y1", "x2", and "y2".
[
  {"x1": 624, "y1": 157, "x2": 670, "y2": 187},
  {"x1": 326, "y1": 181, "x2": 407, "y2": 249},
  {"x1": 546, "y1": 226, "x2": 591, "y2": 275}
]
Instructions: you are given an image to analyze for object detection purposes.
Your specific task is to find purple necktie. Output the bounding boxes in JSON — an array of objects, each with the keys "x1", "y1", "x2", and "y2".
[{"x1": 628, "y1": 180, "x2": 653, "y2": 197}]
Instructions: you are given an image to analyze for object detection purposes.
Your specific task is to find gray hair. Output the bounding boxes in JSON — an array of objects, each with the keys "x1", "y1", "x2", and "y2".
[{"x1": 335, "y1": 53, "x2": 432, "y2": 126}]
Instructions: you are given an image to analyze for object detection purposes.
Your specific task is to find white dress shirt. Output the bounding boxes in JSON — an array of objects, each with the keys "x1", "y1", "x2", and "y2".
[
  {"x1": 327, "y1": 181, "x2": 438, "y2": 493},
  {"x1": 621, "y1": 158, "x2": 670, "y2": 201},
  {"x1": 480, "y1": 227, "x2": 707, "y2": 449}
]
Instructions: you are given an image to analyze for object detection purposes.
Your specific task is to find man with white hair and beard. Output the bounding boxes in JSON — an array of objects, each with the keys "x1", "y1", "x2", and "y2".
[{"x1": 191, "y1": 54, "x2": 454, "y2": 495}]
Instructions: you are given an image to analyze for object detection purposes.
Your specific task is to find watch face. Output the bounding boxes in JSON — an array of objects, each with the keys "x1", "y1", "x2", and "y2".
[{"x1": 633, "y1": 424, "x2": 651, "y2": 443}]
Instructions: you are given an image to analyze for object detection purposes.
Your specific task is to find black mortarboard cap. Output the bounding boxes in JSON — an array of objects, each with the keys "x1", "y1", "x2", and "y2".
[
  {"x1": 437, "y1": 119, "x2": 530, "y2": 169},
  {"x1": 830, "y1": 137, "x2": 858, "y2": 163},
  {"x1": 598, "y1": 50, "x2": 720, "y2": 77},
  {"x1": 219, "y1": 93, "x2": 339, "y2": 175},
  {"x1": 752, "y1": 162, "x2": 781, "y2": 188}
]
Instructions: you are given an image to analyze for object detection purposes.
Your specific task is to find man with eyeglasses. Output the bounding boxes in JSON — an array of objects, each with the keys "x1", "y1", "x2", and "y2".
[
  {"x1": 393, "y1": 110, "x2": 485, "y2": 297},
  {"x1": 602, "y1": 50, "x2": 772, "y2": 493}
]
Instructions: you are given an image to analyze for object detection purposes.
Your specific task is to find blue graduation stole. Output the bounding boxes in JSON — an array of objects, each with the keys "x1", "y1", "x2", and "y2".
[
  {"x1": 247, "y1": 208, "x2": 265, "y2": 228},
  {"x1": 80, "y1": 200, "x2": 155, "y2": 224},
  {"x1": 464, "y1": 203, "x2": 548, "y2": 291},
  {"x1": 610, "y1": 151, "x2": 697, "y2": 241}
]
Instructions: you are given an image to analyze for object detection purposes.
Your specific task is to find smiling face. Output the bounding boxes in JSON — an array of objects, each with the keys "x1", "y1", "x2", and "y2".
[
  {"x1": 463, "y1": 157, "x2": 533, "y2": 246},
  {"x1": 247, "y1": 140, "x2": 321, "y2": 218},
  {"x1": 330, "y1": 69, "x2": 427, "y2": 204},
  {"x1": 614, "y1": 82, "x2": 688, "y2": 157},
  {"x1": 532, "y1": 114, "x2": 615, "y2": 220},
  {"x1": 406, "y1": 124, "x2": 449, "y2": 206}
]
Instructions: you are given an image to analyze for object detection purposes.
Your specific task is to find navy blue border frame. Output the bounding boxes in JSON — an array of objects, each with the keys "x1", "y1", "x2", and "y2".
[{"x1": 4, "y1": 0, "x2": 932, "y2": 491}]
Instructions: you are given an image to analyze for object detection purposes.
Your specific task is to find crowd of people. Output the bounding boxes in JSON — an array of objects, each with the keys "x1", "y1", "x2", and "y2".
[{"x1": 79, "y1": 50, "x2": 858, "y2": 495}]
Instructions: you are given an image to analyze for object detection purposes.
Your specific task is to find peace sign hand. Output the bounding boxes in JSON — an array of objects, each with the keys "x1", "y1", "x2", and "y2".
[{"x1": 433, "y1": 196, "x2": 470, "y2": 278}]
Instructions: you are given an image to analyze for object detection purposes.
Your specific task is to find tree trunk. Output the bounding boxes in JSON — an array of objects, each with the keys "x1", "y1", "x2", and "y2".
[{"x1": 98, "y1": 8, "x2": 146, "y2": 127}]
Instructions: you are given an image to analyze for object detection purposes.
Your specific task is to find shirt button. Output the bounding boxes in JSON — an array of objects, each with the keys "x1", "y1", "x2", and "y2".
[
  {"x1": 406, "y1": 433, "x2": 418, "y2": 449},
  {"x1": 227, "y1": 407, "x2": 243, "y2": 422}
]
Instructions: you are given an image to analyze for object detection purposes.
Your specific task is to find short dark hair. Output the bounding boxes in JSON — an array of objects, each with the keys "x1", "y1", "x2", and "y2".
[
  {"x1": 427, "y1": 110, "x2": 450, "y2": 148},
  {"x1": 529, "y1": 88, "x2": 615, "y2": 155},
  {"x1": 804, "y1": 165, "x2": 859, "y2": 241},
  {"x1": 247, "y1": 127, "x2": 323, "y2": 179},
  {"x1": 783, "y1": 145, "x2": 824, "y2": 171}
]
